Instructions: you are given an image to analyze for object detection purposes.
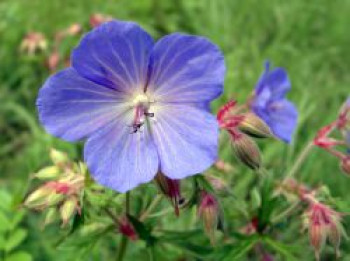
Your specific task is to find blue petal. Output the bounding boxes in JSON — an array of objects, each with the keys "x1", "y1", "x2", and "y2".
[
  {"x1": 151, "y1": 103, "x2": 218, "y2": 179},
  {"x1": 255, "y1": 62, "x2": 290, "y2": 101},
  {"x1": 72, "y1": 20, "x2": 154, "y2": 94},
  {"x1": 266, "y1": 68, "x2": 291, "y2": 100},
  {"x1": 267, "y1": 99, "x2": 298, "y2": 143},
  {"x1": 37, "y1": 68, "x2": 130, "y2": 142},
  {"x1": 84, "y1": 112, "x2": 159, "y2": 193},
  {"x1": 147, "y1": 33, "x2": 225, "y2": 103}
]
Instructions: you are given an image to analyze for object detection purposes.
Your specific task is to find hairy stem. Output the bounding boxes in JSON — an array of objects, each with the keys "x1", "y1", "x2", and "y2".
[
  {"x1": 286, "y1": 141, "x2": 314, "y2": 178},
  {"x1": 271, "y1": 201, "x2": 300, "y2": 224}
]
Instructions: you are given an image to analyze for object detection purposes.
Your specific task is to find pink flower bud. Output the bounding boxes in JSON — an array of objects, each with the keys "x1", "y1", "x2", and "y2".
[
  {"x1": 306, "y1": 202, "x2": 343, "y2": 260},
  {"x1": 231, "y1": 132, "x2": 261, "y2": 170},
  {"x1": 20, "y1": 32, "x2": 47, "y2": 55},
  {"x1": 198, "y1": 191, "x2": 219, "y2": 244},
  {"x1": 155, "y1": 172, "x2": 182, "y2": 216},
  {"x1": 118, "y1": 217, "x2": 138, "y2": 241},
  {"x1": 214, "y1": 160, "x2": 233, "y2": 173},
  {"x1": 89, "y1": 13, "x2": 113, "y2": 28}
]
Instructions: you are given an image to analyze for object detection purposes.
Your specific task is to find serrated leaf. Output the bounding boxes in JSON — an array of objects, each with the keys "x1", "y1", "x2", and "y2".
[
  {"x1": 4, "y1": 251, "x2": 32, "y2": 261},
  {"x1": 5, "y1": 228, "x2": 27, "y2": 252}
]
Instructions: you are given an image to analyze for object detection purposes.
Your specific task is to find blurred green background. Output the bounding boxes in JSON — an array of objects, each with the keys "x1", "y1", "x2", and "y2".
[{"x1": 0, "y1": 0, "x2": 349, "y2": 260}]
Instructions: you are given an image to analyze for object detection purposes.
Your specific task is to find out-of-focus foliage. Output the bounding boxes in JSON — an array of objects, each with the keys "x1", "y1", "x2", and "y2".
[{"x1": 0, "y1": 0, "x2": 349, "y2": 260}]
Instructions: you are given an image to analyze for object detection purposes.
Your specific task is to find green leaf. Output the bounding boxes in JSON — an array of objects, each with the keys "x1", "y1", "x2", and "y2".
[
  {"x1": 222, "y1": 235, "x2": 259, "y2": 261},
  {"x1": 127, "y1": 214, "x2": 156, "y2": 246},
  {"x1": 4, "y1": 251, "x2": 32, "y2": 261},
  {"x1": 10, "y1": 210, "x2": 25, "y2": 230},
  {"x1": 5, "y1": 228, "x2": 27, "y2": 252},
  {"x1": 0, "y1": 211, "x2": 11, "y2": 232},
  {"x1": 263, "y1": 237, "x2": 298, "y2": 261},
  {"x1": 195, "y1": 175, "x2": 216, "y2": 194},
  {"x1": 0, "y1": 235, "x2": 5, "y2": 250}
]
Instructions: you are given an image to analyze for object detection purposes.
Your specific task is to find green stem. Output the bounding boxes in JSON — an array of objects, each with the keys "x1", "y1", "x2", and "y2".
[
  {"x1": 125, "y1": 191, "x2": 130, "y2": 214},
  {"x1": 116, "y1": 192, "x2": 130, "y2": 261},
  {"x1": 116, "y1": 236, "x2": 128, "y2": 261},
  {"x1": 286, "y1": 141, "x2": 314, "y2": 178},
  {"x1": 271, "y1": 201, "x2": 300, "y2": 224}
]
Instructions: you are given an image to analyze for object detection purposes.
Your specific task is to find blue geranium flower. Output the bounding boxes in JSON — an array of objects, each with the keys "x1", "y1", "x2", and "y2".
[
  {"x1": 251, "y1": 61, "x2": 298, "y2": 143},
  {"x1": 37, "y1": 20, "x2": 225, "y2": 192}
]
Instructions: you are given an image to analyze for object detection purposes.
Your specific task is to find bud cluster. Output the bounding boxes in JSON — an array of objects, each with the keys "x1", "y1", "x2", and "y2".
[
  {"x1": 217, "y1": 100, "x2": 273, "y2": 170},
  {"x1": 304, "y1": 201, "x2": 344, "y2": 260},
  {"x1": 24, "y1": 149, "x2": 86, "y2": 227}
]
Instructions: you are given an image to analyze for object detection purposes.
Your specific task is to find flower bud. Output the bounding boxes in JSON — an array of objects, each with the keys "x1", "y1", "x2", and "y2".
[
  {"x1": 238, "y1": 112, "x2": 273, "y2": 138},
  {"x1": 340, "y1": 156, "x2": 350, "y2": 175},
  {"x1": 47, "y1": 51, "x2": 60, "y2": 72},
  {"x1": 214, "y1": 160, "x2": 233, "y2": 173},
  {"x1": 328, "y1": 222, "x2": 341, "y2": 258},
  {"x1": 60, "y1": 197, "x2": 78, "y2": 226},
  {"x1": 50, "y1": 148, "x2": 69, "y2": 166},
  {"x1": 155, "y1": 172, "x2": 182, "y2": 216},
  {"x1": 66, "y1": 23, "x2": 82, "y2": 36},
  {"x1": 118, "y1": 216, "x2": 138, "y2": 241},
  {"x1": 232, "y1": 133, "x2": 261, "y2": 170},
  {"x1": 24, "y1": 185, "x2": 64, "y2": 210},
  {"x1": 33, "y1": 166, "x2": 60, "y2": 180},
  {"x1": 89, "y1": 13, "x2": 113, "y2": 28},
  {"x1": 309, "y1": 221, "x2": 326, "y2": 260},
  {"x1": 198, "y1": 191, "x2": 219, "y2": 244},
  {"x1": 306, "y1": 202, "x2": 344, "y2": 260},
  {"x1": 43, "y1": 208, "x2": 58, "y2": 227},
  {"x1": 20, "y1": 32, "x2": 47, "y2": 55}
]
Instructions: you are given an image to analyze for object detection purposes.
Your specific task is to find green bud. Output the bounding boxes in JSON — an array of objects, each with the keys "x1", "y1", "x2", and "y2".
[
  {"x1": 33, "y1": 166, "x2": 60, "y2": 180},
  {"x1": 60, "y1": 198, "x2": 77, "y2": 226},
  {"x1": 50, "y1": 148, "x2": 69, "y2": 166},
  {"x1": 238, "y1": 112, "x2": 273, "y2": 138},
  {"x1": 232, "y1": 133, "x2": 261, "y2": 170},
  {"x1": 24, "y1": 186, "x2": 52, "y2": 209},
  {"x1": 43, "y1": 208, "x2": 58, "y2": 227}
]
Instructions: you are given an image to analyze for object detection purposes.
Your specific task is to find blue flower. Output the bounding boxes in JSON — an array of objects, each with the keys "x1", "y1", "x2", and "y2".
[
  {"x1": 251, "y1": 61, "x2": 298, "y2": 143},
  {"x1": 37, "y1": 21, "x2": 225, "y2": 192}
]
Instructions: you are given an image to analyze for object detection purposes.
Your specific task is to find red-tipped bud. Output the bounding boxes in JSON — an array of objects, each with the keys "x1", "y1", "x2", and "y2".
[
  {"x1": 118, "y1": 216, "x2": 138, "y2": 241},
  {"x1": 66, "y1": 23, "x2": 82, "y2": 36},
  {"x1": 24, "y1": 185, "x2": 64, "y2": 210},
  {"x1": 198, "y1": 191, "x2": 219, "y2": 244},
  {"x1": 238, "y1": 112, "x2": 273, "y2": 138},
  {"x1": 214, "y1": 160, "x2": 233, "y2": 173},
  {"x1": 155, "y1": 172, "x2": 182, "y2": 216},
  {"x1": 231, "y1": 132, "x2": 261, "y2": 170},
  {"x1": 89, "y1": 13, "x2": 113, "y2": 28},
  {"x1": 313, "y1": 123, "x2": 338, "y2": 149}
]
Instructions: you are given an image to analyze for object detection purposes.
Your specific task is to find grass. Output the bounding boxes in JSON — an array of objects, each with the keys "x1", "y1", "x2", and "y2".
[{"x1": 0, "y1": 0, "x2": 349, "y2": 260}]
